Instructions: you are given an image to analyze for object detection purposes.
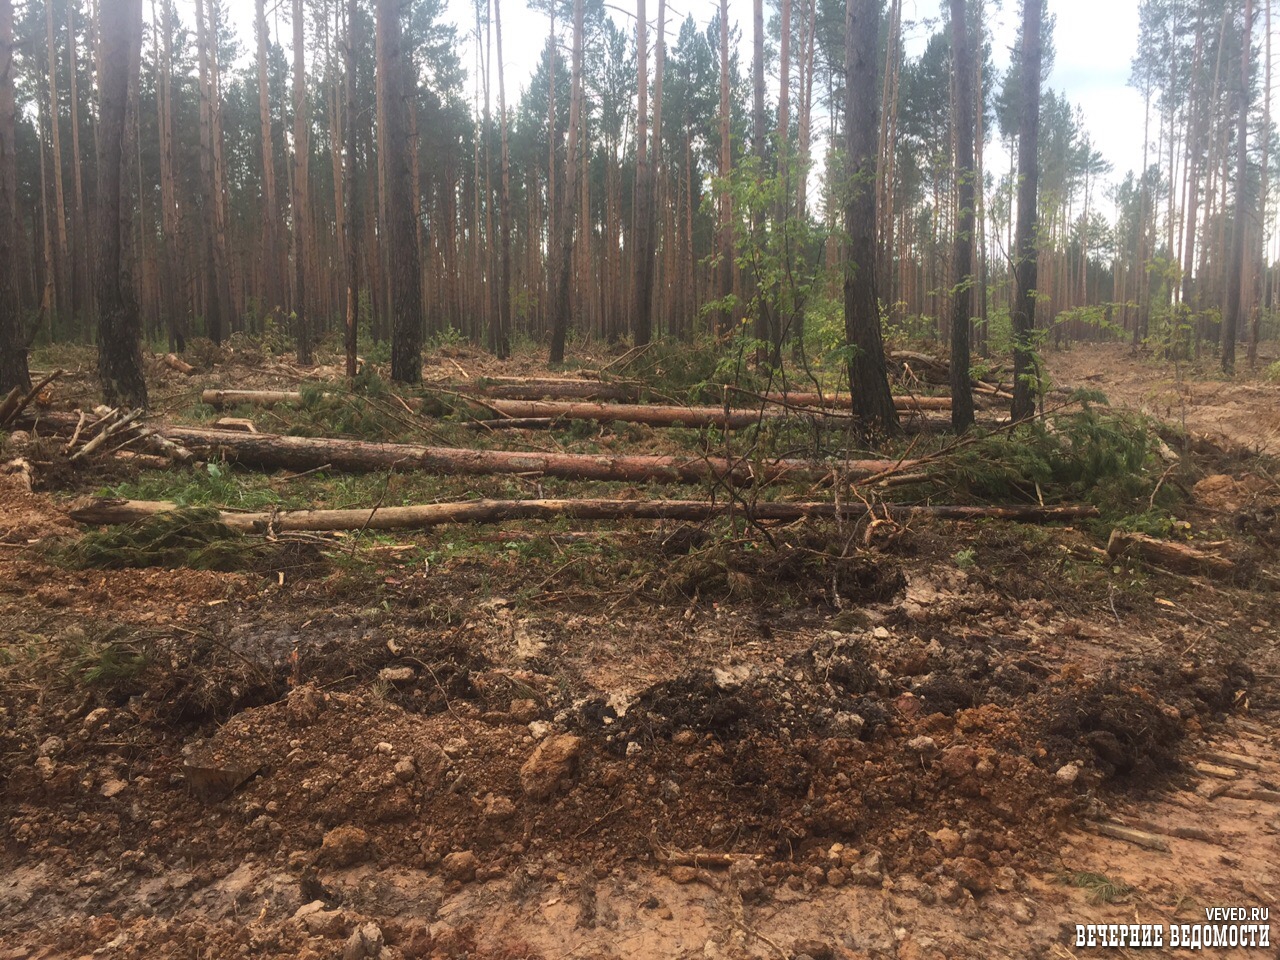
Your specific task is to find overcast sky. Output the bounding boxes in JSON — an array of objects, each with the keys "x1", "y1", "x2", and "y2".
[{"x1": 221, "y1": 0, "x2": 1151, "y2": 191}]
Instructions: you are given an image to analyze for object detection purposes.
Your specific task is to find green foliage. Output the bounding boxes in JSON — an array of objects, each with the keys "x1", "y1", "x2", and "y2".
[
  {"x1": 103, "y1": 462, "x2": 283, "y2": 511},
  {"x1": 940, "y1": 409, "x2": 1174, "y2": 520},
  {"x1": 953, "y1": 548, "x2": 977, "y2": 570},
  {"x1": 59, "y1": 509, "x2": 319, "y2": 574},
  {"x1": 290, "y1": 374, "x2": 405, "y2": 441},
  {"x1": 73, "y1": 632, "x2": 150, "y2": 687},
  {"x1": 1264, "y1": 360, "x2": 1280, "y2": 383}
]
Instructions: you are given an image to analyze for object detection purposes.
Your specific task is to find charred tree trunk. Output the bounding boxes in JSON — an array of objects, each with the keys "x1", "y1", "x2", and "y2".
[
  {"x1": 843, "y1": 0, "x2": 898, "y2": 433},
  {"x1": 95, "y1": 0, "x2": 146, "y2": 408}
]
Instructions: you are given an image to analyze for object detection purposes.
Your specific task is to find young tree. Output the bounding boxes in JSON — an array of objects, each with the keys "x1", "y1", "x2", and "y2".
[
  {"x1": 95, "y1": 0, "x2": 147, "y2": 408},
  {"x1": 949, "y1": 0, "x2": 976, "y2": 431},
  {"x1": 376, "y1": 0, "x2": 423, "y2": 382},
  {"x1": 843, "y1": 0, "x2": 898, "y2": 432},
  {"x1": 1011, "y1": 0, "x2": 1043, "y2": 421},
  {"x1": 0, "y1": 0, "x2": 28, "y2": 393}
]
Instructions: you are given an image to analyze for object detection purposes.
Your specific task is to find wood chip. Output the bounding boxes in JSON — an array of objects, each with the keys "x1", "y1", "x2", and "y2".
[
  {"x1": 1090, "y1": 821, "x2": 1171, "y2": 852},
  {"x1": 1193, "y1": 761, "x2": 1240, "y2": 780}
]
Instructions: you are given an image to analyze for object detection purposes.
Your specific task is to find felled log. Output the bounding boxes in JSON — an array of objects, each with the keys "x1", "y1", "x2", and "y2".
[
  {"x1": 30, "y1": 413, "x2": 902, "y2": 486},
  {"x1": 70, "y1": 497, "x2": 1100, "y2": 533},
  {"x1": 1106, "y1": 529, "x2": 1235, "y2": 577},
  {"x1": 164, "y1": 353, "x2": 195, "y2": 375},
  {"x1": 203, "y1": 387, "x2": 950, "y2": 428}
]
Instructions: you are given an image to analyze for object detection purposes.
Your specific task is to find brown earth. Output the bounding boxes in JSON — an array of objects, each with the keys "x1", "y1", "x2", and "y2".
[{"x1": 0, "y1": 344, "x2": 1277, "y2": 959}]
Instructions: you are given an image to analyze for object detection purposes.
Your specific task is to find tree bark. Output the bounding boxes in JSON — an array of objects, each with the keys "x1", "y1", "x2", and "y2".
[
  {"x1": 292, "y1": 0, "x2": 312, "y2": 364},
  {"x1": 343, "y1": 0, "x2": 360, "y2": 380},
  {"x1": 628, "y1": 0, "x2": 653, "y2": 348},
  {"x1": 494, "y1": 0, "x2": 512, "y2": 359},
  {"x1": 0, "y1": 0, "x2": 28, "y2": 393},
  {"x1": 1011, "y1": 0, "x2": 1043, "y2": 421},
  {"x1": 94, "y1": 0, "x2": 146, "y2": 408},
  {"x1": 714, "y1": 0, "x2": 733, "y2": 334},
  {"x1": 549, "y1": 0, "x2": 582, "y2": 364},
  {"x1": 843, "y1": 0, "x2": 898, "y2": 433},
  {"x1": 71, "y1": 497, "x2": 1100, "y2": 533},
  {"x1": 255, "y1": 0, "x2": 282, "y2": 316},
  {"x1": 949, "y1": 0, "x2": 976, "y2": 432},
  {"x1": 1222, "y1": 0, "x2": 1252, "y2": 373},
  {"x1": 376, "y1": 0, "x2": 423, "y2": 382}
]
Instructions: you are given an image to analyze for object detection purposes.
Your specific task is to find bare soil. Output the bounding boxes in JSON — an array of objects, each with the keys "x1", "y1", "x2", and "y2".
[{"x1": 1, "y1": 344, "x2": 1277, "y2": 959}]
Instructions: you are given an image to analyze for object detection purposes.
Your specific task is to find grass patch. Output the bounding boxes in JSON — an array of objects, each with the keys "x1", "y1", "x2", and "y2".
[{"x1": 1057, "y1": 870, "x2": 1134, "y2": 905}]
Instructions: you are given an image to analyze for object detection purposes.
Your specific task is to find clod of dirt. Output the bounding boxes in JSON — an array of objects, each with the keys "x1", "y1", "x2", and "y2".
[
  {"x1": 441, "y1": 850, "x2": 480, "y2": 883},
  {"x1": 519, "y1": 734, "x2": 584, "y2": 799},
  {"x1": 320, "y1": 826, "x2": 373, "y2": 867}
]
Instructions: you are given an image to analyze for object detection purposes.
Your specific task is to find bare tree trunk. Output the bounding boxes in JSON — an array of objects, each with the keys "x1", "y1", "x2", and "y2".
[
  {"x1": 67, "y1": 0, "x2": 89, "y2": 321},
  {"x1": 1011, "y1": 0, "x2": 1042, "y2": 421},
  {"x1": 256, "y1": 0, "x2": 281, "y2": 316},
  {"x1": 292, "y1": 0, "x2": 312, "y2": 364},
  {"x1": 1222, "y1": 0, "x2": 1252, "y2": 373},
  {"x1": 376, "y1": 0, "x2": 422, "y2": 382},
  {"x1": 626, "y1": 0, "x2": 653, "y2": 349},
  {"x1": 494, "y1": 0, "x2": 512, "y2": 359},
  {"x1": 95, "y1": 0, "x2": 146, "y2": 408},
  {"x1": 343, "y1": 0, "x2": 359, "y2": 380},
  {"x1": 549, "y1": 0, "x2": 583, "y2": 363},
  {"x1": 0, "y1": 0, "x2": 28, "y2": 393},
  {"x1": 1248, "y1": 0, "x2": 1269, "y2": 368},
  {"x1": 949, "y1": 0, "x2": 976, "y2": 431},
  {"x1": 194, "y1": 0, "x2": 223, "y2": 343},
  {"x1": 844, "y1": 0, "x2": 898, "y2": 433},
  {"x1": 714, "y1": 0, "x2": 733, "y2": 335},
  {"x1": 45, "y1": 0, "x2": 70, "y2": 328}
]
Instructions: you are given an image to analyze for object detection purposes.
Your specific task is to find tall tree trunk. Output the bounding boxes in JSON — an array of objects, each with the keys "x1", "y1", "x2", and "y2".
[
  {"x1": 627, "y1": 0, "x2": 653, "y2": 349},
  {"x1": 343, "y1": 0, "x2": 359, "y2": 379},
  {"x1": 45, "y1": 0, "x2": 70, "y2": 328},
  {"x1": 292, "y1": 0, "x2": 312, "y2": 364},
  {"x1": 195, "y1": 0, "x2": 223, "y2": 343},
  {"x1": 376, "y1": 0, "x2": 422, "y2": 382},
  {"x1": 843, "y1": 0, "x2": 897, "y2": 433},
  {"x1": 949, "y1": 0, "x2": 976, "y2": 431},
  {"x1": 1249, "y1": 0, "x2": 1269, "y2": 367},
  {"x1": 1011, "y1": 0, "x2": 1043, "y2": 421},
  {"x1": 67, "y1": 0, "x2": 89, "y2": 321},
  {"x1": 256, "y1": 0, "x2": 281, "y2": 316},
  {"x1": 0, "y1": 0, "x2": 28, "y2": 393},
  {"x1": 549, "y1": 0, "x2": 582, "y2": 362},
  {"x1": 95, "y1": 0, "x2": 146, "y2": 408},
  {"x1": 1222, "y1": 0, "x2": 1252, "y2": 373},
  {"x1": 714, "y1": 0, "x2": 733, "y2": 334},
  {"x1": 494, "y1": 0, "x2": 512, "y2": 359}
]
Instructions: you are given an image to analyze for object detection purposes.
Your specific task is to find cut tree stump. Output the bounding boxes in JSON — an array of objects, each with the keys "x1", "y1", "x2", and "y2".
[
  {"x1": 69, "y1": 497, "x2": 1101, "y2": 534},
  {"x1": 1106, "y1": 530, "x2": 1235, "y2": 578}
]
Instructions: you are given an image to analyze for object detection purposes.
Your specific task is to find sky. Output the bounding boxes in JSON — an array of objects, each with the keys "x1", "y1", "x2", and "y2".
[{"x1": 220, "y1": 0, "x2": 1153, "y2": 192}]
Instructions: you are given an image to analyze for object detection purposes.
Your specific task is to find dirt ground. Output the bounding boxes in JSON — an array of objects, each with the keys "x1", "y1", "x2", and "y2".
[{"x1": 1, "y1": 343, "x2": 1278, "y2": 959}]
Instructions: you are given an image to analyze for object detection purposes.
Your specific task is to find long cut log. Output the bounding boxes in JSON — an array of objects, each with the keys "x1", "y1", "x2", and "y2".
[
  {"x1": 70, "y1": 497, "x2": 1101, "y2": 533},
  {"x1": 1106, "y1": 530, "x2": 1235, "y2": 578},
  {"x1": 202, "y1": 388, "x2": 950, "y2": 425},
  {"x1": 13, "y1": 413, "x2": 908, "y2": 486}
]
